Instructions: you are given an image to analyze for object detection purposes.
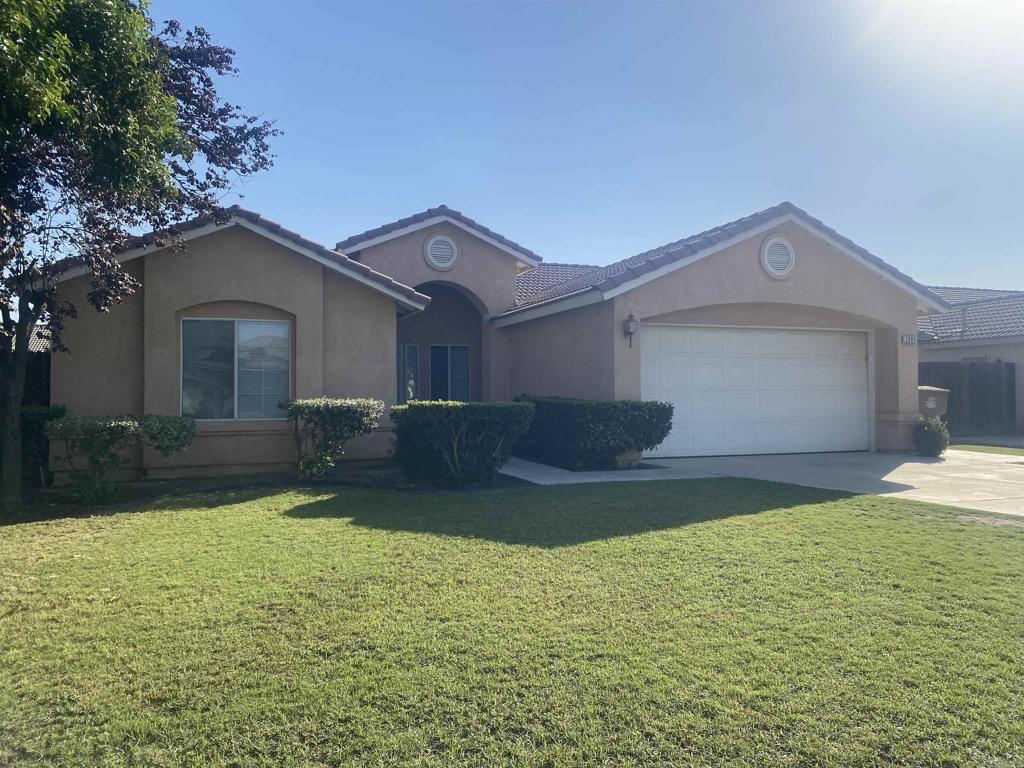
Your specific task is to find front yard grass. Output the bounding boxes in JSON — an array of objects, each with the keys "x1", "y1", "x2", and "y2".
[
  {"x1": 2, "y1": 479, "x2": 1023, "y2": 767},
  {"x1": 952, "y1": 443, "x2": 1024, "y2": 456}
]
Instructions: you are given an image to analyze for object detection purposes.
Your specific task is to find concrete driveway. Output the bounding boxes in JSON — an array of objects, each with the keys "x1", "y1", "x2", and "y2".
[{"x1": 502, "y1": 448, "x2": 1024, "y2": 516}]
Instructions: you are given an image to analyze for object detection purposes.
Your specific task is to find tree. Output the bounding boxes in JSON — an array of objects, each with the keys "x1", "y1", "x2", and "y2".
[{"x1": 1, "y1": 0, "x2": 278, "y2": 509}]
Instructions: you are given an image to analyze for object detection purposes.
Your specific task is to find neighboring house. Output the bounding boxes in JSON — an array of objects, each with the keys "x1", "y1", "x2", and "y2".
[
  {"x1": 919, "y1": 286, "x2": 1024, "y2": 432},
  {"x1": 52, "y1": 201, "x2": 946, "y2": 477}
]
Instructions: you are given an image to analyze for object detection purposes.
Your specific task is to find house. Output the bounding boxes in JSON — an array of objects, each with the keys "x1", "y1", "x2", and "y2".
[
  {"x1": 52, "y1": 201, "x2": 946, "y2": 477},
  {"x1": 918, "y1": 286, "x2": 1024, "y2": 433}
]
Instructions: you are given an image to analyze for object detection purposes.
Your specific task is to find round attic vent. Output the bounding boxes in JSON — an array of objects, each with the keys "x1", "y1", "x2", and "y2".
[
  {"x1": 425, "y1": 235, "x2": 458, "y2": 270},
  {"x1": 761, "y1": 236, "x2": 795, "y2": 279}
]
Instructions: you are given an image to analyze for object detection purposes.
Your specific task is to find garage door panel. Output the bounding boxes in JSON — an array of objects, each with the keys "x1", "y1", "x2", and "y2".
[
  {"x1": 691, "y1": 328, "x2": 723, "y2": 353},
  {"x1": 692, "y1": 361, "x2": 724, "y2": 389},
  {"x1": 660, "y1": 328, "x2": 691, "y2": 352},
  {"x1": 758, "y1": 390, "x2": 808, "y2": 422},
  {"x1": 670, "y1": 394, "x2": 695, "y2": 424},
  {"x1": 723, "y1": 392, "x2": 760, "y2": 422},
  {"x1": 641, "y1": 326, "x2": 870, "y2": 458},
  {"x1": 692, "y1": 393, "x2": 725, "y2": 423},
  {"x1": 693, "y1": 425, "x2": 726, "y2": 454}
]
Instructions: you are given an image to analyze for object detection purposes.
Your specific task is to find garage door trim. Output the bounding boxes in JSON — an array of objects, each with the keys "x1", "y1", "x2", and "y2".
[{"x1": 640, "y1": 323, "x2": 876, "y2": 456}]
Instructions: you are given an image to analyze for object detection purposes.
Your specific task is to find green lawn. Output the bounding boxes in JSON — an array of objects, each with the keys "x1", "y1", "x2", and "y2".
[
  {"x1": 952, "y1": 443, "x2": 1024, "y2": 456},
  {"x1": 2, "y1": 480, "x2": 1023, "y2": 767}
]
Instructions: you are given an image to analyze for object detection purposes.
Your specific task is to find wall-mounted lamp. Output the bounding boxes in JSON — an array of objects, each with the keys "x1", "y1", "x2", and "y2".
[{"x1": 624, "y1": 312, "x2": 639, "y2": 346}]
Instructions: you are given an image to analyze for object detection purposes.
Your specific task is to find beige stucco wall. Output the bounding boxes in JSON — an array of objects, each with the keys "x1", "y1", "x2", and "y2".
[
  {"x1": 503, "y1": 299, "x2": 617, "y2": 400},
  {"x1": 351, "y1": 221, "x2": 521, "y2": 316},
  {"x1": 51, "y1": 224, "x2": 403, "y2": 478},
  {"x1": 919, "y1": 338, "x2": 1024, "y2": 432},
  {"x1": 50, "y1": 260, "x2": 147, "y2": 477}
]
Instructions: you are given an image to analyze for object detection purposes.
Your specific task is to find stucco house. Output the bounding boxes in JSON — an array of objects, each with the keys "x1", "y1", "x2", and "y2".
[
  {"x1": 919, "y1": 286, "x2": 1024, "y2": 432},
  {"x1": 52, "y1": 201, "x2": 947, "y2": 477}
]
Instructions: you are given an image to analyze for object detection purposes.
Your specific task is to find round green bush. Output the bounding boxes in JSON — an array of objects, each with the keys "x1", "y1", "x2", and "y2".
[
  {"x1": 391, "y1": 401, "x2": 535, "y2": 486},
  {"x1": 912, "y1": 416, "x2": 950, "y2": 457}
]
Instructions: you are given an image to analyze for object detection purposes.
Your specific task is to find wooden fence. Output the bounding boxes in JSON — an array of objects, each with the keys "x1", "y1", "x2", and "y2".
[{"x1": 918, "y1": 361, "x2": 1016, "y2": 436}]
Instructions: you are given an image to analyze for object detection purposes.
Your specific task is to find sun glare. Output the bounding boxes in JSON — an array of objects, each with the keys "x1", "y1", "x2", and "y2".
[{"x1": 848, "y1": 0, "x2": 1023, "y2": 99}]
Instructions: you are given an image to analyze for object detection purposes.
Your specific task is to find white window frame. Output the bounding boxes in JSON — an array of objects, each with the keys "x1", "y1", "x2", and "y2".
[
  {"x1": 180, "y1": 317, "x2": 292, "y2": 421},
  {"x1": 429, "y1": 344, "x2": 471, "y2": 401}
]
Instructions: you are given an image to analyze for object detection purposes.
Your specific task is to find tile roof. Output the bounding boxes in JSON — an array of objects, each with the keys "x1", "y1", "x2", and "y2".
[
  {"x1": 918, "y1": 289, "x2": 1024, "y2": 343},
  {"x1": 926, "y1": 286, "x2": 1024, "y2": 306},
  {"x1": 506, "y1": 202, "x2": 945, "y2": 315},
  {"x1": 515, "y1": 262, "x2": 599, "y2": 304},
  {"x1": 56, "y1": 207, "x2": 430, "y2": 310},
  {"x1": 336, "y1": 204, "x2": 542, "y2": 264}
]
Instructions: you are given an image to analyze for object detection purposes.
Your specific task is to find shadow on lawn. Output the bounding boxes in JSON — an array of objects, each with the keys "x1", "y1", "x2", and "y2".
[
  {"x1": 5, "y1": 481, "x2": 287, "y2": 526},
  {"x1": 283, "y1": 478, "x2": 855, "y2": 547}
]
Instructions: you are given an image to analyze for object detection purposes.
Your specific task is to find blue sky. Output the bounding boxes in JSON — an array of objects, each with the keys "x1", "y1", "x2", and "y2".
[{"x1": 153, "y1": 0, "x2": 1023, "y2": 288}]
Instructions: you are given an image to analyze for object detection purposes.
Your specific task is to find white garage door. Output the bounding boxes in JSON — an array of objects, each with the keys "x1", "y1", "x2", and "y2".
[{"x1": 641, "y1": 326, "x2": 870, "y2": 458}]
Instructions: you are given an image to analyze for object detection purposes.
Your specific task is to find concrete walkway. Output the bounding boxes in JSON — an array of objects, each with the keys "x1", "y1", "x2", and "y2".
[{"x1": 501, "y1": 449, "x2": 1024, "y2": 516}]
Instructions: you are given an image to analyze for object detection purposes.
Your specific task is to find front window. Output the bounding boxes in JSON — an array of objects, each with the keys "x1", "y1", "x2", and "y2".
[
  {"x1": 397, "y1": 343, "x2": 419, "y2": 404},
  {"x1": 182, "y1": 319, "x2": 290, "y2": 420},
  {"x1": 429, "y1": 345, "x2": 470, "y2": 401}
]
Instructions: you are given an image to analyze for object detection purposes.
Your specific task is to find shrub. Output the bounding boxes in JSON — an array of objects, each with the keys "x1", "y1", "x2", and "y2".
[
  {"x1": 47, "y1": 415, "x2": 196, "y2": 503},
  {"x1": 913, "y1": 416, "x2": 950, "y2": 457},
  {"x1": 17, "y1": 405, "x2": 66, "y2": 487},
  {"x1": 283, "y1": 398, "x2": 385, "y2": 478},
  {"x1": 391, "y1": 401, "x2": 535, "y2": 486},
  {"x1": 513, "y1": 396, "x2": 673, "y2": 471}
]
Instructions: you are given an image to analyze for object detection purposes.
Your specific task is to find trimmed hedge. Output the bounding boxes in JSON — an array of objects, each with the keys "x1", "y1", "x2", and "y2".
[
  {"x1": 283, "y1": 397, "x2": 385, "y2": 478},
  {"x1": 47, "y1": 415, "x2": 196, "y2": 502},
  {"x1": 391, "y1": 401, "x2": 535, "y2": 486},
  {"x1": 913, "y1": 416, "x2": 950, "y2": 457},
  {"x1": 513, "y1": 396, "x2": 673, "y2": 471}
]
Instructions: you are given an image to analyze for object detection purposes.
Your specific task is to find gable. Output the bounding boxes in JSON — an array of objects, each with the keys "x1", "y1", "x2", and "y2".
[
  {"x1": 497, "y1": 203, "x2": 946, "y2": 326},
  {"x1": 351, "y1": 220, "x2": 523, "y2": 315},
  {"x1": 336, "y1": 204, "x2": 541, "y2": 268},
  {"x1": 55, "y1": 208, "x2": 429, "y2": 312},
  {"x1": 617, "y1": 219, "x2": 924, "y2": 330}
]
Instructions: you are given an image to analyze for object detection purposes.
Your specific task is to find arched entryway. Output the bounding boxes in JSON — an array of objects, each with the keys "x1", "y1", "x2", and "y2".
[{"x1": 396, "y1": 283, "x2": 483, "y2": 402}]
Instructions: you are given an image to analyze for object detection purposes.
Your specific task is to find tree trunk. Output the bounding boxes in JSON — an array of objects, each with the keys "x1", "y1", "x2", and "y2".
[{"x1": 1, "y1": 328, "x2": 30, "y2": 514}]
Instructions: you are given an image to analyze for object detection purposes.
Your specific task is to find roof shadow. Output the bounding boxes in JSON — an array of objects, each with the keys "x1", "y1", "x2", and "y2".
[{"x1": 282, "y1": 478, "x2": 855, "y2": 548}]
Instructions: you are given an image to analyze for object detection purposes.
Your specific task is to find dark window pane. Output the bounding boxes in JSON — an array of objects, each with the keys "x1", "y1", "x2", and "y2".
[
  {"x1": 237, "y1": 321, "x2": 289, "y2": 418},
  {"x1": 182, "y1": 320, "x2": 235, "y2": 419},
  {"x1": 430, "y1": 346, "x2": 449, "y2": 400},
  {"x1": 450, "y1": 346, "x2": 470, "y2": 401}
]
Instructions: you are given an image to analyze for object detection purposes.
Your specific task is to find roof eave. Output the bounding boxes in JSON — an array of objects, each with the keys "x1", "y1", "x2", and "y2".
[
  {"x1": 499, "y1": 209, "x2": 949, "y2": 326},
  {"x1": 54, "y1": 211, "x2": 430, "y2": 313}
]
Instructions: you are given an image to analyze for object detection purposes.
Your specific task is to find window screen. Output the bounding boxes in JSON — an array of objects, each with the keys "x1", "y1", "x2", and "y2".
[
  {"x1": 181, "y1": 319, "x2": 290, "y2": 420},
  {"x1": 237, "y1": 321, "x2": 289, "y2": 419},
  {"x1": 182, "y1": 319, "x2": 235, "y2": 419}
]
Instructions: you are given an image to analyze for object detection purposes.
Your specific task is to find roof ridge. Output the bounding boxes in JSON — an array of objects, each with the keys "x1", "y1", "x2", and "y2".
[
  {"x1": 526, "y1": 261, "x2": 600, "y2": 269},
  {"x1": 931, "y1": 292, "x2": 1024, "y2": 311}
]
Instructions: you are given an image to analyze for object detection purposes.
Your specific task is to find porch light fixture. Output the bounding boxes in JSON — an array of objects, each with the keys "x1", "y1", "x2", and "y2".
[{"x1": 624, "y1": 312, "x2": 639, "y2": 346}]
